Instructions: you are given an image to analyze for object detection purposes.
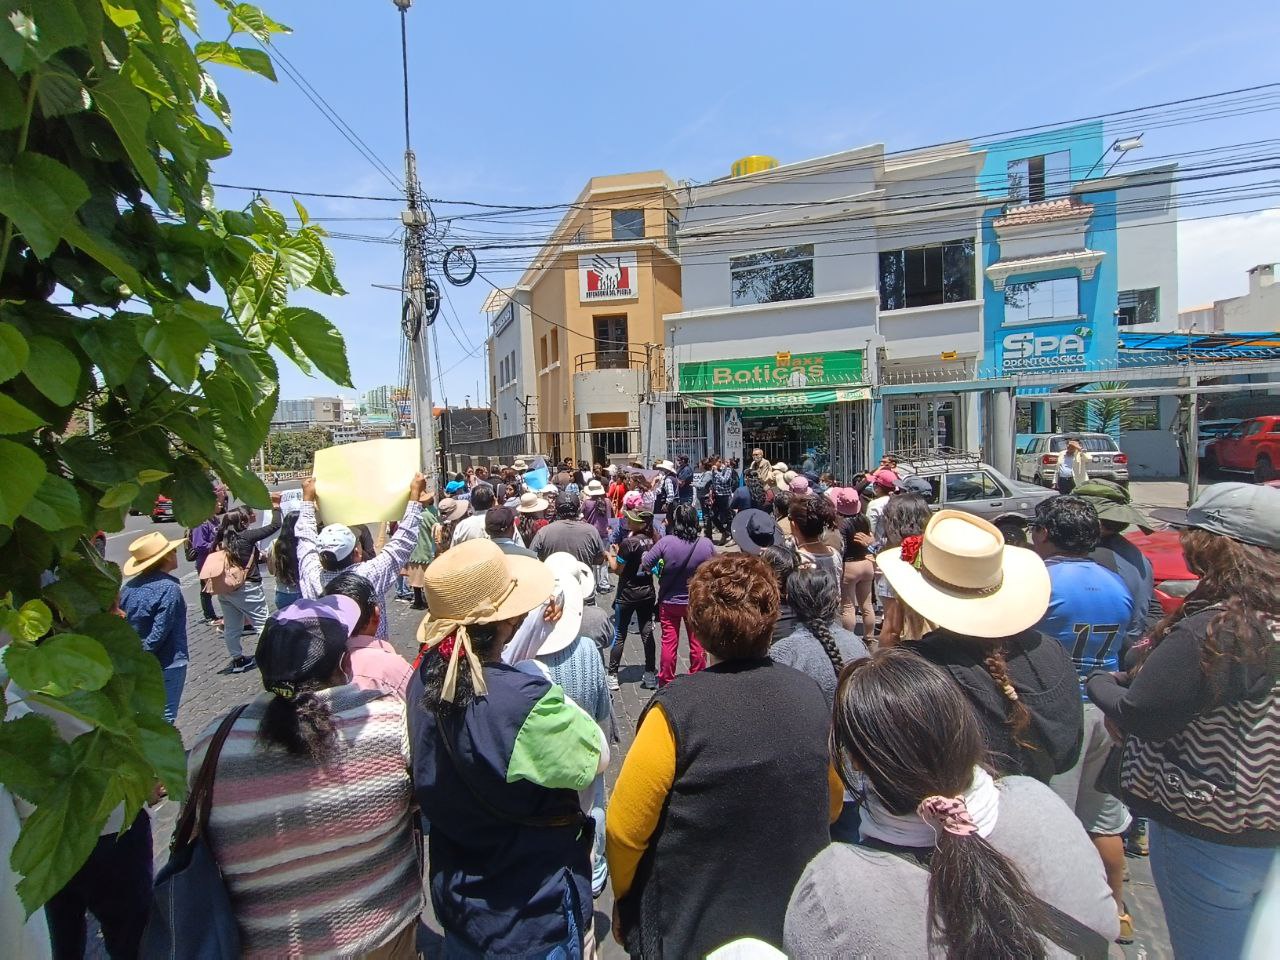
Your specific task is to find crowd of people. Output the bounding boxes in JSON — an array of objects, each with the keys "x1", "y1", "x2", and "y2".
[{"x1": 23, "y1": 450, "x2": 1277, "y2": 960}]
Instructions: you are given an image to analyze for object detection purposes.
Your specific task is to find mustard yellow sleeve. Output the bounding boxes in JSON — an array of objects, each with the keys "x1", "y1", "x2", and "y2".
[
  {"x1": 828, "y1": 763, "x2": 844, "y2": 824},
  {"x1": 606, "y1": 704, "x2": 676, "y2": 901}
]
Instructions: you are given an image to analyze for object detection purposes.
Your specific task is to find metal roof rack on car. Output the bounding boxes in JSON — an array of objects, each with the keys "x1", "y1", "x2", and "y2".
[{"x1": 887, "y1": 447, "x2": 985, "y2": 473}]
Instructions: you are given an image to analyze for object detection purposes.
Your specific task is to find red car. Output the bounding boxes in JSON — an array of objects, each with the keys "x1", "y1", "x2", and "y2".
[
  {"x1": 1204, "y1": 415, "x2": 1280, "y2": 482},
  {"x1": 151, "y1": 495, "x2": 174, "y2": 523},
  {"x1": 1125, "y1": 529, "x2": 1197, "y2": 616}
]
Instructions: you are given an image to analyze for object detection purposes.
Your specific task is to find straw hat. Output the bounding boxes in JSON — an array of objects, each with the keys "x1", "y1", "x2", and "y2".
[
  {"x1": 416, "y1": 539, "x2": 555, "y2": 701},
  {"x1": 512, "y1": 458, "x2": 529, "y2": 471},
  {"x1": 655, "y1": 459, "x2": 677, "y2": 474},
  {"x1": 583, "y1": 478, "x2": 606, "y2": 497},
  {"x1": 438, "y1": 497, "x2": 472, "y2": 524},
  {"x1": 517, "y1": 491, "x2": 549, "y2": 514},
  {"x1": 876, "y1": 510, "x2": 1050, "y2": 639},
  {"x1": 538, "y1": 552, "x2": 592, "y2": 656},
  {"x1": 122, "y1": 531, "x2": 184, "y2": 576},
  {"x1": 771, "y1": 462, "x2": 790, "y2": 490}
]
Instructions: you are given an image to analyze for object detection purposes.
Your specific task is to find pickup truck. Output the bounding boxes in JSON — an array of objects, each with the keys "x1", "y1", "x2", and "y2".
[{"x1": 1204, "y1": 415, "x2": 1280, "y2": 482}]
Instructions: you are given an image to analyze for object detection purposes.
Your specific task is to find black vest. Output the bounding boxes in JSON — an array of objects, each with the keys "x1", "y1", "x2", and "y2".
[{"x1": 620, "y1": 658, "x2": 832, "y2": 958}]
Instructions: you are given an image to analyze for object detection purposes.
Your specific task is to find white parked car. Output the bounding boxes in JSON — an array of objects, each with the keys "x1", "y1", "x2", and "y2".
[{"x1": 1015, "y1": 432, "x2": 1130, "y2": 488}]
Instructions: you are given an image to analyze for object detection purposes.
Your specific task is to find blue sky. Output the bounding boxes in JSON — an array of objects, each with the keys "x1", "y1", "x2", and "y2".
[{"x1": 198, "y1": 0, "x2": 1280, "y2": 406}]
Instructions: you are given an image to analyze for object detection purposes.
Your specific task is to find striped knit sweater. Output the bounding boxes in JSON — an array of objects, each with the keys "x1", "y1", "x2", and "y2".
[{"x1": 189, "y1": 685, "x2": 421, "y2": 959}]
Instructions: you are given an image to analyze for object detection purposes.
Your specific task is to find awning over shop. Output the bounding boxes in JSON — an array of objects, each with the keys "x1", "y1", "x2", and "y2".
[
  {"x1": 683, "y1": 386, "x2": 870, "y2": 413},
  {"x1": 1119, "y1": 331, "x2": 1280, "y2": 360}
]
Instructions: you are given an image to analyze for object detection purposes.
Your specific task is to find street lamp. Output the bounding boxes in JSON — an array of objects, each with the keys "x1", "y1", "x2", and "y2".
[{"x1": 1082, "y1": 134, "x2": 1144, "y2": 180}]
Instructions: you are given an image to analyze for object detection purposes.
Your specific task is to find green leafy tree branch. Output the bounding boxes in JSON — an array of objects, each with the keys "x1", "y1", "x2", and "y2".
[{"x1": 0, "y1": 0, "x2": 353, "y2": 914}]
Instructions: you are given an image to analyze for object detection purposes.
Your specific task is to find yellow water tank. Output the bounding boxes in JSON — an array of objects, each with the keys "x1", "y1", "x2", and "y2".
[{"x1": 731, "y1": 155, "x2": 779, "y2": 178}]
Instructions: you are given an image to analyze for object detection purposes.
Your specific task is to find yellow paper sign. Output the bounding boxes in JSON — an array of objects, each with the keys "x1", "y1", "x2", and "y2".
[{"x1": 313, "y1": 438, "x2": 420, "y2": 526}]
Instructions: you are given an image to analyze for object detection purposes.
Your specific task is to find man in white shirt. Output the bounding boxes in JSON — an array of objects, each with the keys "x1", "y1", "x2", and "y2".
[{"x1": 451, "y1": 484, "x2": 495, "y2": 545}]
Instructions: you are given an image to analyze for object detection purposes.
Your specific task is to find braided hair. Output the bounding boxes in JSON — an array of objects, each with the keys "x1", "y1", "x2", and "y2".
[
  {"x1": 787, "y1": 566, "x2": 844, "y2": 676},
  {"x1": 980, "y1": 641, "x2": 1034, "y2": 749}
]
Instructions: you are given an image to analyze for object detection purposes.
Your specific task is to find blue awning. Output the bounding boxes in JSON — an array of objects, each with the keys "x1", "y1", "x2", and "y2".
[{"x1": 1118, "y1": 331, "x2": 1280, "y2": 358}]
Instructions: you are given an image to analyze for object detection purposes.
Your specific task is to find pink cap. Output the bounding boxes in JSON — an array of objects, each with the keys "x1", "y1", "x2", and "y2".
[
  {"x1": 788, "y1": 476, "x2": 811, "y2": 494},
  {"x1": 826, "y1": 486, "x2": 861, "y2": 516},
  {"x1": 870, "y1": 468, "x2": 899, "y2": 491}
]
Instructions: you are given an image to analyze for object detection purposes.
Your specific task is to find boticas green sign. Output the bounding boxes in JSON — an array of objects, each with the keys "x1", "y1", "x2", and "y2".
[
  {"x1": 679, "y1": 349, "x2": 866, "y2": 393},
  {"x1": 683, "y1": 387, "x2": 870, "y2": 412}
]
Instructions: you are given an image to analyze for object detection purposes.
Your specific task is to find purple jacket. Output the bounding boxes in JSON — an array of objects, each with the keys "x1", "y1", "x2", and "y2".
[
  {"x1": 190, "y1": 519, "x2": 219, "y2": 567},
  {"x1": 641, "y1": 535, "x2": 716, "y2": 605}
]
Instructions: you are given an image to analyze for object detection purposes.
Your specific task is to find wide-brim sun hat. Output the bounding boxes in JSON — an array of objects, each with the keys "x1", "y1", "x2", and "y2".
[
  {"x1": 583, "y1": 479, "x2": 606, "y2": 497},
  {"x1": 826, "y1": 486, "x2": 861, "y2": 516},
  {"x1": 772, "y1": 462, "x2": 790, "y2": 490},
  {"x1": 1073, "y1": 478, "x2": 1153, "y2": 533},
  {"x1": 624, "y1": 507, "x2": 653, "y2": 524},
  {"x1": 655, "y1": 459, "x2": 677, "y2": 474},
  {"x1": 876, "y1": 509, "x2": 1051, "y2": 639},
  {"x1": 438, "y1": 497, "x2": 472, "y2": 524},
  {"x1": 537, "y1": 552, "x2": 591, "y2": 656},
  {"x1": 731, "y1": 508, "x2": 783, "y2": 555},
  {"x1": 517, "y1": 492, "x2": 549, "y2": 514},
  {"x1": 1151, "y1": 481, "x2": 1280, "y2": 550},
  {"x1": 122, "y1": 531, "x2": 184, "y2": 576},
  {"x1": 512, "y1": 458, "x2": 529, "y2": 471}
]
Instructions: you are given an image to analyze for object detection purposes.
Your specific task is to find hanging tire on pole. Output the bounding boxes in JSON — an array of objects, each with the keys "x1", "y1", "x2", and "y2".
[
  {"x1": 442, "y1": 245, "x2": 477, "y2": 286},
  {"x1": 401, "y1": 297, "x2": 422, "y2": 340},
  {"x1": 424, "y1": 277, "x2": 441, "y2": 325}
]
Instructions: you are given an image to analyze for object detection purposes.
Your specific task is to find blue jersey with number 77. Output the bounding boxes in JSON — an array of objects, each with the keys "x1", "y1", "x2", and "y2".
[{"x1": 1037, "y1": 556, "x2": 1135, "y2": 696}]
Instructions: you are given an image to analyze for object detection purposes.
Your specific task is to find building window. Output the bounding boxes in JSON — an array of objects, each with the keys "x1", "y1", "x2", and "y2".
[
  {"x1": 611, "y1": 209, "x2": 644, "y2": 241},
  {"x1": 878, "y1": 238, "x2": 975, "y2": 311},
  {"x1": 539, "y1": 336, "x2": 548, "y2": 370},
  {"x1": 667, "y1": 212, "x2": 679, "y2": 250},
  {"x1": 1004, "y1": 276, "x2": 1080, "y2": 323},
  {"x1": 1118, "y1": 288, "x2": 1159, "y2": 326},
  {"x1": 550, "y1": 328, "x2": 559, "y2": 363},
  {"x1": 730, "y1": 244, "x2": 815, "y2": 307},
  {"x1": 594, "y1": 315, "x2": 629, "y2": 369},
  {"x1": 1008, "y1": 151, "x2": 1071, "y2": 204},
  {"x1": 492, "y1": 375, "x2": 497, "y2": 398}
]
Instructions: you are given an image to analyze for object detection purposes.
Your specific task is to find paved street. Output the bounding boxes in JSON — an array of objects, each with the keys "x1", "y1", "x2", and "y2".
[{"x1": 106, "y1": 483, "x2": 1187, "y2": 957}]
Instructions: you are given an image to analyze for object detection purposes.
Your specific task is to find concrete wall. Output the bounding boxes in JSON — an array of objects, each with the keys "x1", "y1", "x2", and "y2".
[
  {"x1": 488, "y1": 293, "x2": 534, "y2": 438},
  {"x1": 1116, "y1": 165, "x2": 1180, "y2": 331},
  {"x1": 1120, "y1": 430, "x2": 1183, "y2": 479},
  {"x1": 1221, "y1": 266, "x2": 1280, "y2": 331}
]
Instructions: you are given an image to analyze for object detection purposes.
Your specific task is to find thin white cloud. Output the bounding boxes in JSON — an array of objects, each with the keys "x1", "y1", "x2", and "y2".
[{"x1": 1178, "y1": 208, "x2": 1280, "y2": 307}]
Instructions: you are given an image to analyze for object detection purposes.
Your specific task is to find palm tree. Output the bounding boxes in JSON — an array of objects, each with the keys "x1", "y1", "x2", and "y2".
[{"x1": 1063, "y1": 382, "x2": 1133, "y2": 436}]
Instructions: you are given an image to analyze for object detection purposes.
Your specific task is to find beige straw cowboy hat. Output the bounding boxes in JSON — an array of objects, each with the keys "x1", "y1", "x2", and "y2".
[
  {"x1": 875, "y1": 510, "x2": 1050, "y2": 638},
  {"x1": 122, "y1": 531, "x2": 184, "y2": 577},
  {"x1": 416, "y1": 539, "x2": 554, "y2": 701},
  {"x1": 517, "y1": 491, "x2": 549, "y2": 514}
]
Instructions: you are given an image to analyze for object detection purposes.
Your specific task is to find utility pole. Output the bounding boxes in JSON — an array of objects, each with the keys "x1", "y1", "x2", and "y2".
[{"x1": 394, "y1": 0, "x2": 438, "y2": 487}]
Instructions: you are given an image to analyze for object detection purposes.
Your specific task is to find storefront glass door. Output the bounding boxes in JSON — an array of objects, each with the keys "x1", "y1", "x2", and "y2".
[
  {"x1": 742, "y1": 412, "x2": 830, "y2": 473},
  {"x1": 886, "y1": 396, "x2": 959, "y2": 454}
]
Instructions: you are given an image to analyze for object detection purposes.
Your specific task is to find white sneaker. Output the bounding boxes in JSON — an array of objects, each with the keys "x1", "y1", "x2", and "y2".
[{"x1": 606, "y1": 673, "x2": 620, "y2": 692}]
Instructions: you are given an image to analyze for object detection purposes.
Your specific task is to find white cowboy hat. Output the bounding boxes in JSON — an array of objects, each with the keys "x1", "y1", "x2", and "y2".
[
  {"x1": 655, "y1": 459, "x2": 677, "y2": 474},
  {"x1": 537, "y1": 552, "x2": 592, "y2": 656},
  {"x1": 875, "y1": 510, "x2": 1051, "y2": 639},
  {"x1": 583, "y1": 478, "x2": 606, "y2": 497},
  {"x1": 771, "y1": 462, "x2": 790, "y2": 491},
  {"x1": 122, "y1": 531, "x2": 184, "y2": 577},
  {"x1": 517, "y1": 492, "x2": 550, "y2": 514}
]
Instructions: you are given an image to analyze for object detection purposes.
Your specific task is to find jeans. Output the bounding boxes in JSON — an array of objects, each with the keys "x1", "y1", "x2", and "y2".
[
  {"x1": 45, "y1": 811, "x2": 152, "y2": 960},
  {"x1": 441, "y1": 888, "x2": 588, "y2": 960},
  {"x1": 609, "y1": 598, "x2": 656, "y2": 674},
  {"x1": 221, "y1": 580, "x2": 268, "y2": 658},
  {"x1": 198, "y1": 589, "x2": 217, "y2": 621},
  {"x1": 1056, "y1": 475, "x2": 1076, "y2": 495},
  {"x1": 658, "y1": 601, "x2": 707, "y2": 686},
  {"x1": 273, "y1": 586, "x2": 301, "y2": 611},
  {"x1": 1148, "y1": 820, "x2": 1276, "y2": 960},
  {"x1": 161, "y1": 666, "x2": 186, "y2": 724}
]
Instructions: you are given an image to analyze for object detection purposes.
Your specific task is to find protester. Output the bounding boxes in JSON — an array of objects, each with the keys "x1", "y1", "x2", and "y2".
[
  {"x1": 266, "y1": 511, "x2": 303, "y2": 610},
  {"x1": 607, "y1": 507, "x2": 658, "y2": 691},
  {"x1": 731, "y1": 507, "x2": 785, "y2": 556},
  {"x1": 876, "y1": 492, "x2": 935, "y2": 647},
  {"x1": 119, "y1": 531, "x2": 188, "y2": 723},
  {"x1": 693, "y1": 457, "x2": 715, "y2": 535},
  {"x1": 434, "y1": 497, "x2": 471, "y2": 555},
  {"x1": 642, "y1": 502, "x2": 716, "y2": 686},
  {"x1": 789, "y1": 494, "x2": 843, "y2": 583},
  {"x1": 214, "y1": 499, "x2": 282, "y2": 673},
  {"x1": 785, "y1": 648, "x2": 1119, "y2": 959},
  {"x1": 653, "y1": 459, "x2": 678, "y2": 518},
  {"x1": 1089, "y1": 483, "x2": 1280, "y2": 959},
  {"x1": 733, "y1": 467, "x2": 767, "y2": 515},
  {"x1": 322, "y1": 572, "x2": 414, "y2": 700},
  {"x1": 191, "y1": 597, "x2": 421, "y2": 957},
  {"x1": 772, "y1": 489, "x2": 794, "y2": 540},
  {"x1": 1030, "y1": 495, "x2": 1136, "y2": 941},
  {"x1": 760, "y1": 543, "x2": 802, "y2": 643},
  {"x1": 769, "y1": 566, "x2": 869, "y2": 708},
  {"x1": 450, "y1": 483, "x2": 494, "y2": 545},
  {"x1": 828, "y1": 487, "x2": 875, "y2": 635},
  {"x1": 709, "y1": 457, "x2": 737, "y2": 541},
  {"x1": 530, "y1": 491, "x2": 607, "y2": 570},
  {"x1": 485, "y1": 505, "x2": 536, "y2": 559},
  {"x1": 296, "y1": 474, "x2": 428, "y2": 645},
  {"x1": 864, "y1": 468, "x2": 899, "y2": 539},
  {"x1": 515, "y1": 490, "x2": 549, "y2": 546},
  {"x1": 401, "y1": 501, "x2": 438, "y2": 610},
  {"x1": 675, "y1": 454, "x2": 695, "y2": 507},
  {"x1": 608, "y1": 554, "x2": 838, "y2": 957},
  {"x1": 189, "y1": 502, "x2": 225, "y2": 625},
  {"x1": 581, "y1": 478, "x2": 614, "y2": 592},
  {"x1": 1076, "y1": 478, "x2": 1160, "y2": 652},
  {"x1": 1056, "y1": 437, "x2": 1092, "y2": 495},
  {"x1": 408, "y1": 540, "x2": 607, "y2": 957},
  {"x1": 606, "y1": 466, "x2": 627, "y2": 514},
  {"x1": 878, "y1": 510, "x2": 1084, "y2": 783}
]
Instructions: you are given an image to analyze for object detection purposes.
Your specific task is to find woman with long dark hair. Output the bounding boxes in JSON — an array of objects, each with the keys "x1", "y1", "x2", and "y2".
[
  {"x1": 1088, "y1": 483, "x2": 1280, "y2": 959},
  {"x1": 267, "y1": 511, "x2": 302, "y2": 610},
  {"x1": 769, "y1": 566, "x2": 869, "y2": 708},
  {"x1": 877, "y1": 492, "x2": 935, "y2": 647},
  {"x1": 408, "y1": 540, "x2": 607, "y2": 956},
  {"x1": 191, "y1": 597, "x2": 421, "y2": 957},
  {"x1": 786, "y1": 649, "x2": 1118, "y2": 959},
  {"x1": 214, "y1": 499, "x2": 281, "y2": 673},
  {"x1": 641, "y1": 502, "x2": 716, "y2": 686}
]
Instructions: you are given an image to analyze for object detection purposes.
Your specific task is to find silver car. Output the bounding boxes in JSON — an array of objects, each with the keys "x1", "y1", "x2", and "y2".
[
  {"x1": 1015, "y1": 433, "x2": 1130, "y2": 487},
  {"x1": 895, "y1": 453, "x2": 1058, "y2": 543}
]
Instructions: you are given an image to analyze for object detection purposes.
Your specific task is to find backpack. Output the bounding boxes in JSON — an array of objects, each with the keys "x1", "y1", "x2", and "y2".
[{"x1": 199, "y1": 549, "x2": 246, "y2": 596}]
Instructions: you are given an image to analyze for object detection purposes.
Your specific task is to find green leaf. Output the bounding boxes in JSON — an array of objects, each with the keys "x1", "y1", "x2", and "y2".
[
  {"x1": 134, "y1": 311, "x2": 209, "y2": 388},
  {"x1": 12, "y1": 599, "x2": 52, "y2": 641},
  {"x1": 42, "y1": 551, "x2": 120, "y2": 624},
  {"x1": 0, "y1": 0, "x2": 87, "y2": 73},
  {"x1": 73, "y1": 313, "x2": 139, "y2": 387},
  {"x1": 278, "y1": 307, "x2": 351, "y2": 387},
  {"x1": 0, "y1": 712, "x2": 70, "y2": 804},
  {"x1": 309, "y1": 241, "x2": 346, "y2": 296},
  {"x1": 121, "y1": 49, "x2": 176, "y2": 106},
  {"x1": 135, "y1": 710, "x2": 186, "y2": 797},
  {"x1": 227, "y1": 3, "x2": 290, "y2": 40},
  {"x1": 22, "y1": 472, "x2": 83, "y2": 530},
  {"x1": 276, "y1": 232, "x2": 321, "y2": 287},
  {"x1": 91, "y1": 72, "x2": 167, "y2": 207},
  {"x1": 81, "y1": 612, "x2": 163, "y2": 715},
  {"x1": 0, "y1": 64, "x2": 22, "y2": 128},
  {"x1": 0, "y1": 391, "x2": 46, "y2": 432},
  {"x1": 194, "y1": 40, "x2": 276, "y2": 81},
  {"x1": 0, "y1": 151, "x2": 89, "y2": 259},
  {"x1": 291, "y1": 196, "x2": 309, "y2": 225},
  {"x1": 136, "y1": 469, "x2": 170, "y2": 484},
  {"x1": 0, "y1": 438, "x2": 46, "y2": 524},
  {"x1": 0, "y1": 323, "x2": 29, "y2": 382},
  {"x1": 32, "y1": 60, "x2": 90, "y2": 117},
  {"x1": 22, "y1": 334, "x2": 80, "y2": 405},
  {"x1": 5, "y1": 633, "x2": 114, "y2": 697},
  {"x1": 170, "y1": 458, "x2": 215, "y2": 527},
  {"x1": 97, "y1": 480, "x2": 138, "y2": 509}
]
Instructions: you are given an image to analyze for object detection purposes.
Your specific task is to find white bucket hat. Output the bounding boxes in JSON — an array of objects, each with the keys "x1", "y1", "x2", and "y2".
[
  {"x1": 583, "y1": 478, "x2": 606, "y2": 497},
  {"x1": 536, "y1": 552, "x2": 593, "y2": 656},
  {"x1": 875, "y1": 510, "x2": 1051, "y2": 638}
]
